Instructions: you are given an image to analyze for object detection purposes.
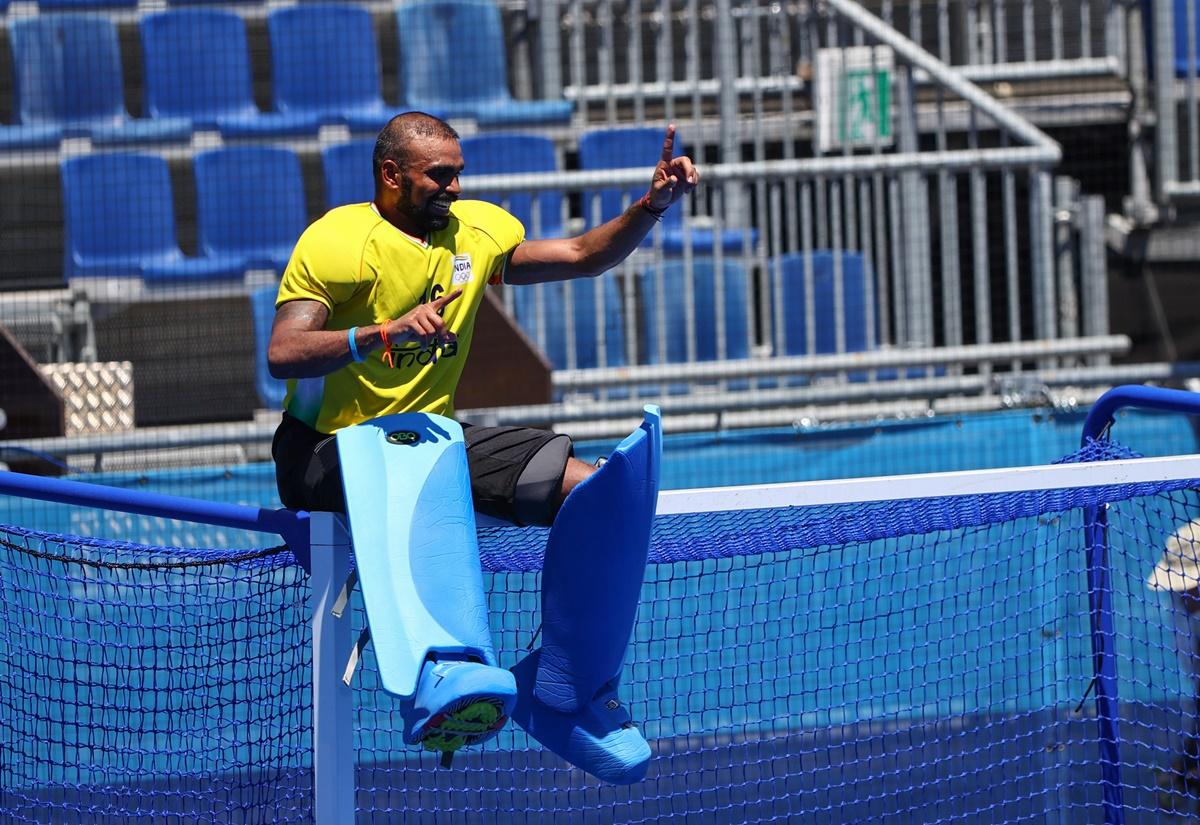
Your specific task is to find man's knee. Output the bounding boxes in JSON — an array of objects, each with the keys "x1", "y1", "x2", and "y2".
[
  {"x1": 512, "y1": 435, "x2": 575, "y2": 527},
  {"x1": 276, "y1": 434, "x2": 346, "y2": 513},
  {"x1": 560, "y1": 457, "x2": 596, "y2": 499}
]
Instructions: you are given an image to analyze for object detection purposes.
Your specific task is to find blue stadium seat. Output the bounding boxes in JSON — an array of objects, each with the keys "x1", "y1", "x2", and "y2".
[
  {"x1": 396, "y1": 0, "x2": 574, "y2": 126},
  {"x1": 1143, "y1": 0, "x2": 1200, "y2": 77},
  {"x1": 459, "y1": 133, "x2": 565, "y2": 238},
  {"x1": 774, "y1": 251, "x2": 876, "y2": 356},
  {"x1": 638, "y1": 258, "x2": 753, "y2": 394},
  {"x1": 577, "y1": 126, "x2": 757, "y2": 254},
  {"x1": 321, "y1": 139, "x2": 376, "y2": 209},
  {"x1": 36, "y1": 0, "x2": 137, "y2": 10},
  {"x1": 249, "y1": 285, "x2": 287, "y2": 410},
  {"x1": 141, "y1": 9, "x2": 321, "y2": 138},
  {"x1": 639, "y1": 258, "x2": 752, "y2": 365},
  {"x1": 61, "y1": 153, "x2": 248, "y2": 283},
  {"x1": 9, "y1": 16, "x2": 192, "y2": 146},
  {"x1": 193, "y1": 146, "x2": 309, "y2": 274},
  {"x1": 511, "y1": 276, "x2": 626, "y2": 371},
  {"x1": 268, "y1": 4, "x2": 410, "y2": 133},
  {"x1": 1171, "y1": 0, "x2": 1200, "y2": 76}
]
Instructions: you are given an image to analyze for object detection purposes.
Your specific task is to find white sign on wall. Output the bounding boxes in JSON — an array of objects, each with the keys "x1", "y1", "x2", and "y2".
[{"x1": 815, "y1": 46, "x2": 895, "y2": 153}]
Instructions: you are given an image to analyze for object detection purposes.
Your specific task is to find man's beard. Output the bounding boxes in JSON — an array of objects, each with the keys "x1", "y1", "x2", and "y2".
[{"x1": 400, "y1": 176, "x2": 451, "y2": 232}]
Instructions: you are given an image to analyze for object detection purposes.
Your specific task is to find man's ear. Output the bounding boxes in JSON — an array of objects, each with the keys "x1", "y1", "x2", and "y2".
[{"x1": 379, "y1": 159, "x2": 403, "y2": 192}]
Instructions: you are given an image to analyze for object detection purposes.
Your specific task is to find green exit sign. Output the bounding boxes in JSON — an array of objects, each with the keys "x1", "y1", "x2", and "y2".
[{"x1": 816, "y1": 46, "x2": 895, "y2": 153}]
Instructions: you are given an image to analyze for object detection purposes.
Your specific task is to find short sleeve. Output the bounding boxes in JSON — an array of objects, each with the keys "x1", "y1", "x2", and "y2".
[
  {"x1": 488, "y1": 251, "x2": 516, "y2": 287},
  {"x1": 484, "y1": 202, "x2": 525, "y2": 257},
  {"x1": 276, "y1": 215, "x2": 370, "y2": 310}
]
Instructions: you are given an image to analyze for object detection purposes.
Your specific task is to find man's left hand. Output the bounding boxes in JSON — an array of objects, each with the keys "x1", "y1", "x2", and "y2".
[{"x1": 645, "y1": 124, "x2": 700, "y2": 213}]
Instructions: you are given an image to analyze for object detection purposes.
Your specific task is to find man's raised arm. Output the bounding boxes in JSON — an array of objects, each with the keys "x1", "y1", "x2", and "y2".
[{"x1": 504, "y1": 124, "x2": 700, "y2": 286}]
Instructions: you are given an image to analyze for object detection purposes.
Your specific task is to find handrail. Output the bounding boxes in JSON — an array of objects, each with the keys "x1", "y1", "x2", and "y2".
[
  {"x1": 468, "y1": 362, "x2": 1200, "y2": 427},
  {"x1": 1081, "y1": 384, "x2": 1200, "y2": 445},
  {"x1": 460, "y1": 147, "x2": 1061, "y2": 195},
  {"x1": 0, "y1": 469, "x2": 311, "y2": 569},
  {"x1": 551, "y1": 337, "x2": 1131, "y2": 390},
  {"x1": 562, "y1": 58, "x2": 1121, "y2": 102}
]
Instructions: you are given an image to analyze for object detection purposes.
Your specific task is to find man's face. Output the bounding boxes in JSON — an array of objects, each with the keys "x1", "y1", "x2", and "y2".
[{"x1": 392, "y1": 137, "x2": 464, "y2": 233}]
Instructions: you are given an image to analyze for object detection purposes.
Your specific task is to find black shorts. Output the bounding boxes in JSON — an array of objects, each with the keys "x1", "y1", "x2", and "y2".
[{"x1": 271, "y1": 413, "x2": 572, "y2": 526}]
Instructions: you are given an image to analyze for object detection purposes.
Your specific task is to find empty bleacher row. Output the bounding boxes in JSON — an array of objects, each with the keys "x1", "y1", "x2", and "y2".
[
  {"x1": 0, "y1": 0, "x2": 577, "y2": 292},
  {"x1": 60, "y1": 126, "x2": 754, "y2": 281},
  {"x1": 1, "y1": 0, "x2": 290, "y2": 9},
  {"x1": 0, "y1": 1, "x2": 571, "y2": 150}
]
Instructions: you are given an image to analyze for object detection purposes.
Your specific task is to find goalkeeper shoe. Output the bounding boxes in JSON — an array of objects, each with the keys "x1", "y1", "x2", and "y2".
[
  {"x1": 406, "y1": 660, "x2": 517, "y2": 753},
  {"x1": 510, "y1": 649, "x2": 651, "y2": 785}
]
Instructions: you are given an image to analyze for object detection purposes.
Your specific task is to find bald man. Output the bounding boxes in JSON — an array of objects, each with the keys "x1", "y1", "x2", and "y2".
[{"x1": 266, "y1": 113, "x2": 698, "y2": 762}]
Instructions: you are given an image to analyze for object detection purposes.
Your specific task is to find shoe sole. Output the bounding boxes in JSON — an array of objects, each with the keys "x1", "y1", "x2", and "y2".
[{"x1": 416, "y1": 695, "x2": 510, "y2": 753}]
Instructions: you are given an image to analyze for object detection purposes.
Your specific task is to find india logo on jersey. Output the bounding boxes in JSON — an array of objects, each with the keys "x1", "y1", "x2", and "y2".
[{"x1": 451, "y1": 254, "x2": 473, "y2": 285}]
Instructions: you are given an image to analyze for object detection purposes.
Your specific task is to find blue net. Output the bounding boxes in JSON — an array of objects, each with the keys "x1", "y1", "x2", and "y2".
[
  {"x1": 4, "y1": 439, "x2": 1200, "y2": 822},
  {"x1": 0, "y1": 530, "x2": 311, "y2": 824}
]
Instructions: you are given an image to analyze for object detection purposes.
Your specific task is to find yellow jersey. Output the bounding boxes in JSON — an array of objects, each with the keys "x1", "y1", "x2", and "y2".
[{"x1": 276, "y1": 199, "x2": 524, "y2": 433}]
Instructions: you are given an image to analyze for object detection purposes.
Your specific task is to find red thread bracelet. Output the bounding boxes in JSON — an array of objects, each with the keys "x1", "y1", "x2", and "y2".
[
  {"x1": 379, "y1": 324, "x2": 394, "y2": 368},
  {"x1": 638, "y1": 193, "x2": 667, "y2": 221}
]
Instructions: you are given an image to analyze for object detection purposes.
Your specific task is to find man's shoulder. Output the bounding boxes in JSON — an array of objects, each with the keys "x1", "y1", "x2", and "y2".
[
  {"x1": 308, "y1": 203, "x2": 382, "y2": 235},
  {"x1": 450, "y1": 200, "x2": 523, "y2": 237},
  {"x1": 293, "y1": 203, "x2": 387, "y2": 255}
]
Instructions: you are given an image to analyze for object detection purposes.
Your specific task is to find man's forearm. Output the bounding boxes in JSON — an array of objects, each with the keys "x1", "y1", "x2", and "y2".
[
  {"x1": 506, "y1": 198, "x2": 663, "y2": 285},
  {"x1": 269, "y1": 325, "x2": 385, "y2": 379},
  {"x1": 574, "y1": 197, "x2": 665, "y2": 274}
]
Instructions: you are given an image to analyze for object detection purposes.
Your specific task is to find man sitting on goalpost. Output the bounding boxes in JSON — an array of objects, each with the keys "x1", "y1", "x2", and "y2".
[
  {"x1": 266, "y1": 112, "x2": 697, "y2": 782},
  {"x1": 1149, "y1": 518, "x2": 1200, "y2": 813}
]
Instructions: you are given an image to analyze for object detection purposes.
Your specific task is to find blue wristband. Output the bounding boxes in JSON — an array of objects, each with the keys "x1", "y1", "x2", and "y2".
[{"x1": 347, "y1": 326, "x2": 364, "y2": 362}]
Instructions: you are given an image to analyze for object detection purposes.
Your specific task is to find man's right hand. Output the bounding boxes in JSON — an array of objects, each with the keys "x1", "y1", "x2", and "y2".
[
  {"x1": 383, "y1": 288, "x2": 463, "y2": 347},
  {"x1": 268, "y1": 289, "x2": 465, "y2": 379}
]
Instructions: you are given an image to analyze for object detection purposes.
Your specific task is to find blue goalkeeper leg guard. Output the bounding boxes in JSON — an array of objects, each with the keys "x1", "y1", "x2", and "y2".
[
  {"x1": 337, "y1": 413, "x2": 516, "y2": 758},
  {"x1": 509, "y1": 406, "x2": 662, "y2": 784}
]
